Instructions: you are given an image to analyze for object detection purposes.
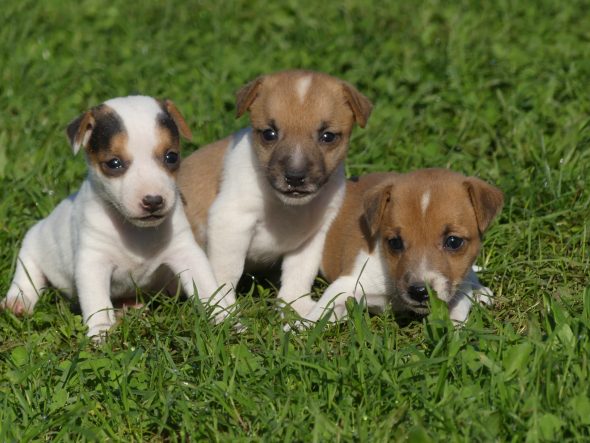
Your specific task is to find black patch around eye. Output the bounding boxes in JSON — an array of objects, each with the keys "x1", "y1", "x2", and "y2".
[
  {"x1": 444, "y1": 236, "x2": 464, "y2": 250},
  {"x1": 388, "y1": 236, "x2": 404, "y2": 252},
  {"x1": 88, "y1": 108, "x2": 125, "y2": 152},
  {"x1": 157, "y1": 113, "x2": 180, "y2": 142}
]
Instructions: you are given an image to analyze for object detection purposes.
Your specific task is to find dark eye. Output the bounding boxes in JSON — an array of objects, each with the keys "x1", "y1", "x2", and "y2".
[
  {"x1": 105, "y1": 158, "x2": 123, "y2": 170},
  {"x1": 388, "y1": 236, "x2": 404, "y2": 252},
  {"x1": 262, "y1": 128, "x2": 278, "y2": 142},
  {"x1": 444, "y1": 236, "x2": 464, "y2": 250},
  {"x1": 320, "y1": 131, "x2": 337, "y2": 143},
  {"x1": 164, "y1": 151, "x2": 179, "y2": 165}
]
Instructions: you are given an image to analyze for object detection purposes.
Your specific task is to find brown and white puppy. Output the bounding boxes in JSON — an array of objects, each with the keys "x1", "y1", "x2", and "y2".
[
  {"x1": 1, "y1": 96, "x2": 221, "y2": 339},
  {"x1": 178, "y1": 70, "x2": 372, "y2": 315},
  {"x1": 298, "y1": 169, "x2": 503, "y2": 325}
]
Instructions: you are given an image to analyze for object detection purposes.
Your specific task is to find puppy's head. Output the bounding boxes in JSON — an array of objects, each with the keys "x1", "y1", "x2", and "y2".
[
  {"x1": 363, "y1": 169, "x2": 503, "y2": 313},
  {"x1": 66, "y1": 96, "x2": 192, "y2": 227},
  {"x1": 236, "y1": 70, "x2": 372, "y2": 205}
]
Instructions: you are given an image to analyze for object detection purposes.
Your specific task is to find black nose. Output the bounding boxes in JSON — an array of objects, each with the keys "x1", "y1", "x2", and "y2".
[
  {"x1": 284, "y1": 169, "x2": 306, "y2": 187},
  {"x1": 141, "y1": 195, "x2": 164, "y2": 213},
  {"x1": 408, "y1": 283, "x2": 429, "y2": 303}
]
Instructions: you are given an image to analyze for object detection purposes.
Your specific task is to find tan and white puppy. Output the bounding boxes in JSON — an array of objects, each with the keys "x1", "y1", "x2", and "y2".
[
  {"x1": 178, "y1": 70, "x2": 372, "y2": 315},
  {"x1": 1, "y1": 96, "x2": 221, "y2": 339},
  {"x1": 299, "y1": 169, "x2": 503, "y2": 325}
]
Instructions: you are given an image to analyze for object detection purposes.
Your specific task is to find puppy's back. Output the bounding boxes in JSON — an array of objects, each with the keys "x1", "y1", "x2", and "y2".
[
  {"x1": 322, "y1": 172, "x2": 395, "y2": 281},
  {"x1": 178, "y1": 137, "x2": 230, "y2": 246}
]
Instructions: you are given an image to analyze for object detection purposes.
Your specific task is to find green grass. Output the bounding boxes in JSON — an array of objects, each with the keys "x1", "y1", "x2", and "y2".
[{"x1": 1, "y1": 0, "x2": 589, "y2": 440}]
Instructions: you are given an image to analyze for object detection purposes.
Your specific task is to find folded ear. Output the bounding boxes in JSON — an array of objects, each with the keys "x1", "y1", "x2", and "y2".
[
  {"x1": 341, "y1": 81, "x2": 373, "y2": 128},
  {"x1": 363, "y1": 182, "x2": 393, "y2": 237},
  {"x1": 161, "y1": 99, "x2": 192, "y2": 141},
  {"x1": 236, "y1": 75, "x2": 264, "y2": 118},
  {"x1": 463, "y1": 177, "x2": 504, "y2": 235},
  {"x1": 66, "y1": 111, "x2": 95, "y2": 155}
]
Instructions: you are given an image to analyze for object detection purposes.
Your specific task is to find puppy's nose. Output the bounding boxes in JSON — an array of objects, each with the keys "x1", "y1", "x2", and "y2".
[
  {"x1": 408, "y1": 283, "x2": 429, "y2": 303},
  {"x1": 141, "y1": 195, "x2": 164, "y2": 213},
  {"x1": 284, "y1": 169, "x2": 306, "y2": 187}
]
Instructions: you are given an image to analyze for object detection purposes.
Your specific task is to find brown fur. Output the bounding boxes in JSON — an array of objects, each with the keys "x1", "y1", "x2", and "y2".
[
  {"x1": 322, "y1": 173, "x2": 394, "y2": 281},
  {"x1": 178, "y1": 69, "x2": 372, "y2": 245},
  {"x1": 177, "y1": 137, "x2": 231, "y2": 246},
  {"x1": 322, "y1": 169, "x2": 503, "y2": 297}
]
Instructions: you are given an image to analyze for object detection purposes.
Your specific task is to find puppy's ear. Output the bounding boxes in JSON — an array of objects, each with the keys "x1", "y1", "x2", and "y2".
[
  {"x1": 463, "y1": 177, "x2": 504, "y2": 235},
  {"x1": 236, "y1": 76, "x2": 264, "y2": 118},
  {"x1": 363, "y1": 182, "x2": 393, "y2": 237},
  {"x1": 342, "y1": 82, "x2": 373, "y2": 128},
  {"x1": 161, "y1": 99, "x2": 192, "y2": 141},
  {"x1": 66, "y1": 111, "x2": 95, "y2": 155}
]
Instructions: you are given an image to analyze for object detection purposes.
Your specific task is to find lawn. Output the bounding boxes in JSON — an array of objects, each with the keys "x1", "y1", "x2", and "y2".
[{"x1": 1, "y1": 0, "x2": 589, "y2": 441}]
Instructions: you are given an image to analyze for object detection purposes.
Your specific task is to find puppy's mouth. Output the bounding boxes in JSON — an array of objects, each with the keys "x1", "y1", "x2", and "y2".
[{"x1": 130, "y1": 212, "x2": 169, "y2": 227}]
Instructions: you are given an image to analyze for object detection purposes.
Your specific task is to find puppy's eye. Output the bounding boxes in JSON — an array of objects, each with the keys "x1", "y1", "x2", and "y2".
[
  {"x1": 444, "y1": 236, "x2": 464, "y2": 250},
  {"x1": 105, "y1": 158, "x2": 124, "y2": 170},
  {"x1": 319, "y1": 131, "x2": 337, "y2": 144},
  {"x1": 164, "y1": 151, "x2": 179, "y2": 165},
  {"x1": 388, "y1": 236, "x2": 404, "y2": 252},
  {"x1": 262, "y1": 128, "x2": 278, "y2": 142}
]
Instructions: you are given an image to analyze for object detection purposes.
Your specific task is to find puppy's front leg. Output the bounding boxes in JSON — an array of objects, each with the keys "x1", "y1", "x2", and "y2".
[
  {"x1": 75, "y1": 254, "x2": 115, "y2": 340},
  {"x1": 278, "y1": 229, "x2": 330, "y2": 316},
  {"x1": 207, "y1": 208, "x2": 257, "y2": 309},
  {"x1": 448, "y1": 269, "x2": 494, "y2": 324},
  {"x1": 302, "y1": 275, "x2": 359, "y2": 324},
  {"x1": 166, "y1": 235, "x2": 228, "y2": 323}
]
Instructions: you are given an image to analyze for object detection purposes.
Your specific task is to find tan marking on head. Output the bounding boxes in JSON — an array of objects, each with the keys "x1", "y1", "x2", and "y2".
[
  {"x1": 160, "y1": 99, "x2": 192, "y2": 140},
  {"x1": 155, "y1": 124, "x2": 181, "y2": 176},
  {"x1": 86, "y1": 132, "x2": 131, "y2": 177}
]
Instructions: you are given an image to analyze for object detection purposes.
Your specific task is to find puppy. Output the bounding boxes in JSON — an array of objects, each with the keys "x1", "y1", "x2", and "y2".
[
  {"x1": 1, "y1": 96, "x2": 221, "y2": 339},
  {"x1": 178, "y1": 70, "x2": 372, "y2": 315},
  {"x1": 300, "y1": 169, "x2": 503, "y2": 325}
]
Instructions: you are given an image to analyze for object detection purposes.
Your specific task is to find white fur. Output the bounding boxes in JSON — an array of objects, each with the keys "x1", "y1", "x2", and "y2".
[
  {"x1": 296, "y1": 76, "x2": 312, "y2": 103},
  {"x1": 296, "y1": 244, "x2": 391, "y2": 327},
  {"x1": 206, "y1": 128, "x2": 345, "y2": 315},
  {"x1": 1, "y1": 96, "x2": 222, "y2": 339},
  {"x1": 420, "y1": 190, "x2": 430, "y2": 216},
  {"x1": 296, "y1": 247, "x2": 493, "y2": 329}
]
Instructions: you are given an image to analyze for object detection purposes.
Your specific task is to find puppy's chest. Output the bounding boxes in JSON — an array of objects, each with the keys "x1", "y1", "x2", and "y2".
[
  {"x1": 249, "y1": 206, "x2": 322, "y2": 259},
  {"x1": 109, "y1": 255, "x2": 169, "y2": 297}
]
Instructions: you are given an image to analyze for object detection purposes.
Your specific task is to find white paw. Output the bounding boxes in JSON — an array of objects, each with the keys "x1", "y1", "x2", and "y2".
[
  {"x1": 0, "y1": 292, "x2": 36, "y2": 315},
  {"x1": 283, "y1": 319, "x2": 313, "y2": 333},
  {"x1": 473, "y1": 285, "x2": 494, "y2": 306},
  {"x1": 86, "y1": 321, "x2": 115, "y2": 342},
  {"x1": 280, "y1": 295, "x2": 317, "y2": 317}
]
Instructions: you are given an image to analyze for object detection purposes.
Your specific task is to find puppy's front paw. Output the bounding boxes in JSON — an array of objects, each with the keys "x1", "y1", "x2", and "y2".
[
  {"x1": 473, "y1": 285, "x2": 494, "y2": 306},
  {"x1": 281, "y1": 296, "x2": 317, "y2": 318},
  {"x1": 0, "y1": 293, "x2": 36, "y2": 316},
  {"x1": 86, "y1": 322, "x2": 115, "y2": 343},
  {"x1": 283, "y1": 319, "x2": 313, "y2": 333}
]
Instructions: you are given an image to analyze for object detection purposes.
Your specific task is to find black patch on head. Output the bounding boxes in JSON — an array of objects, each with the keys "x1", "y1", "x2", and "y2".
[
  {"x1": 157, "y1": 112, "x2": 180, "y2": 143},
  {"x1": 87, "y1": 105, "x2": 126, "y2": 152}
]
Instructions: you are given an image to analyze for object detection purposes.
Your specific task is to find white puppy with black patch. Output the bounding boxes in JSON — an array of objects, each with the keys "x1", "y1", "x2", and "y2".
[
  {"x1": 1, "y1": 96, "x2": 222, "y2": 339},
  {"x1": 178, "y1": 70, "x2": 372, "y2": 316}
]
